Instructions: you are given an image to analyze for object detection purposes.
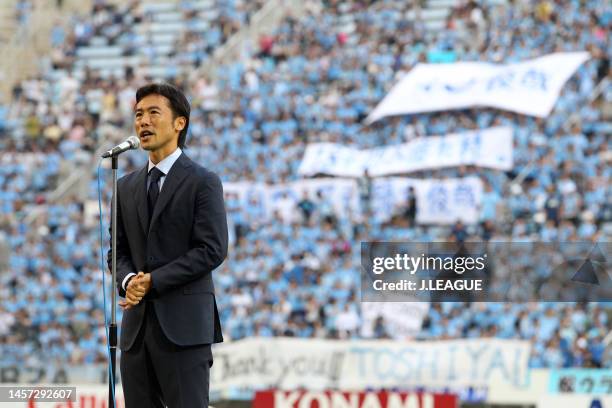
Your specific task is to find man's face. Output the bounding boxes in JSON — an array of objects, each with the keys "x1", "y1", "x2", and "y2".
[{"x1": 134, "y1": 94, "x2": 183, "y2": 152}]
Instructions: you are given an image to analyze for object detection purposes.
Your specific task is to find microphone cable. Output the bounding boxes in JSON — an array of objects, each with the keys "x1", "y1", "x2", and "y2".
[{"x1": 96, "y1": 160, "x2": 117, "y2": 408}]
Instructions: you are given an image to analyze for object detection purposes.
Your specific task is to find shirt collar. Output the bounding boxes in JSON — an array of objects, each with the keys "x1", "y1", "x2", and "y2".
[{"x1": 148, "y1": 147, "x2": 182, "y2": 175}]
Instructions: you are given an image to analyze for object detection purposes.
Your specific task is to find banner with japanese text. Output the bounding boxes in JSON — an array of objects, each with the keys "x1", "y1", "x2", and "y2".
[
  {"x1": 366, "y1": 52, "x2": 589, "y2": 122},
  {"x1": 298, "y1": 128, "x2": 513, "y2": 178}
]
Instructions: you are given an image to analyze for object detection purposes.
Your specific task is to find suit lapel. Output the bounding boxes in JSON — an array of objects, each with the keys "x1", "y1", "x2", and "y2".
[
  {"x1": 148, "y1": 153, "x2": 192, "y2": 234},
  {"x1": 134, "y1": 165, "x2": 149, "y2": 237}
]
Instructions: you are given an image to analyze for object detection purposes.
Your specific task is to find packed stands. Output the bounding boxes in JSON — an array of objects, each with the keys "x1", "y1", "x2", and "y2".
[{"x1": 0, "y1": 0, "x2": 610, "y2": 372}]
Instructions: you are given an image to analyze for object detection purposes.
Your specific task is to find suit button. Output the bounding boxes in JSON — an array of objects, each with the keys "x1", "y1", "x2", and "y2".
[{"x1": 148, "y1": 256, "x2": 155, "y2": 262}]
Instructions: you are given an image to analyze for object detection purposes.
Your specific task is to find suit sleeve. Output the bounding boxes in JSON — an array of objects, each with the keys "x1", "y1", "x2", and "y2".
[
  {"x1": 150, "y1": 171, "x2": 228, "y2": 295},
  {"x1": 107, "y1": 181, "x2": 137, "y2": 297}
]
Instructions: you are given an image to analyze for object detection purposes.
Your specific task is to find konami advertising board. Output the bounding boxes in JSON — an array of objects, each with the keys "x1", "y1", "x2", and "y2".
[{"x1": 253, "y1": 390, "x2": 458, "y2": 408}]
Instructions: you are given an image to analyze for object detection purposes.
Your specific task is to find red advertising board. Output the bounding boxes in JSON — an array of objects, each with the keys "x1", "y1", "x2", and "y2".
[{"x1": 253, "y1": 390, "x2": 458, "y2": 408}]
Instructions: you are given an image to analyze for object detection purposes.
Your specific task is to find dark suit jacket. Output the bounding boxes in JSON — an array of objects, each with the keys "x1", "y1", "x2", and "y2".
[{"x1": 107, "y1": 152, "x2": 227, "y2": 351}]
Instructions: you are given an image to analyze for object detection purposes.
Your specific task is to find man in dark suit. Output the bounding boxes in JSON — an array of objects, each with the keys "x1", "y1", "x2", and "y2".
[{"x1": 108, "y1": 83, "x2": 228, "y2": 407}]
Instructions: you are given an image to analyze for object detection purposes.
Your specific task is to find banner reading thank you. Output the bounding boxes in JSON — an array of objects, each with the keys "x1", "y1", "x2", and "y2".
[
  {"x1": 210, "y1": 337, "x2": 530, "y2": 392},
  {"x1": 366, "y1": 52, "x2": 589, "y2": 122}
]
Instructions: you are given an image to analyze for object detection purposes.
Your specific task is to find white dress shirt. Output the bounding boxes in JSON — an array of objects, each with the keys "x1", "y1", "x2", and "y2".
[{"x1": 146, "y1": 147, "x2": 182, "y2": 192}]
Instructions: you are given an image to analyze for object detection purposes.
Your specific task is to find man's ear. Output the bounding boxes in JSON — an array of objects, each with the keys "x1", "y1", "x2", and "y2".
[{"x1": 174, "y1": 116, "x2": 186, "y2": 132}]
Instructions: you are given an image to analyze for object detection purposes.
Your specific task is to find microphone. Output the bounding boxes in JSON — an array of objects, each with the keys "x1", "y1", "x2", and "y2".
[{"x1": 101, "y1": 136, "x2": 140, "y2": 158}]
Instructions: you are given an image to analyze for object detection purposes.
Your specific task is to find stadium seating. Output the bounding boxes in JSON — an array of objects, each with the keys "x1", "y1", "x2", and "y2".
[{"x1": 0, "y1": 0, "x2": 610, "y2": 370}]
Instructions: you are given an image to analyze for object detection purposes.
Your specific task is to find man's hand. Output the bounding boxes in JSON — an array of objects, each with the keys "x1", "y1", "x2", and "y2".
[{"x1": 119, "y1": 272, "x2": 153, "y2": 310}]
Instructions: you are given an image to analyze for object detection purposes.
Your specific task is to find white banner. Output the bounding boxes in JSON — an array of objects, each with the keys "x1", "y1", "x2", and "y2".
[
  {"x1": 361, "y1": 302, "x2": 430, "y2": 339},
  {"x1": 372, "y1": 176, "x2": 483, "y2": 224},
  {"x1": 366, "y1": 52, "x2": 590, "y2": 122},
  {"x1": 224, "y1": 178, "x2": 361, "y2": 224},
  {"x1": 210, "y1": 338, "x2": 531, "y2": 391},
  {"x1": 298, "y1": 128, "x2": 513, "y2": 178},
  {"x1": 225, "y1": 177, "x2": 483, "y2": 225}
]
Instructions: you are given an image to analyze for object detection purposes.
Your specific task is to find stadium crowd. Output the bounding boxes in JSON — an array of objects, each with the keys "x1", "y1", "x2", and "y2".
[{"x1": 0, "y1": 0, "x2": 610, "y2": 370}]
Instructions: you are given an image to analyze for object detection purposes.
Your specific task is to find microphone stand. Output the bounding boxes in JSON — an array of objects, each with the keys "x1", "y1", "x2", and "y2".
[
  {"x1": 101, "y1": 137, "x2": 138, "y2": 408},
  {"x1": 109, "y1": 154, "x2": 119, "y2": 408}
]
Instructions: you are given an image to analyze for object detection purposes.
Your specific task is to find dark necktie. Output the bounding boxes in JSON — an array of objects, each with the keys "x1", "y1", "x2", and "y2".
[{"x1": 147, "y1": 167, "x2": 164, "y2": 226}]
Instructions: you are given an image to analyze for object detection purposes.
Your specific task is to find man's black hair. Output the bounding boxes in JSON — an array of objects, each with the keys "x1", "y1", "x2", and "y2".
[{"x1": 135, "y1": 83, "x2": 190, "y2": 148}]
